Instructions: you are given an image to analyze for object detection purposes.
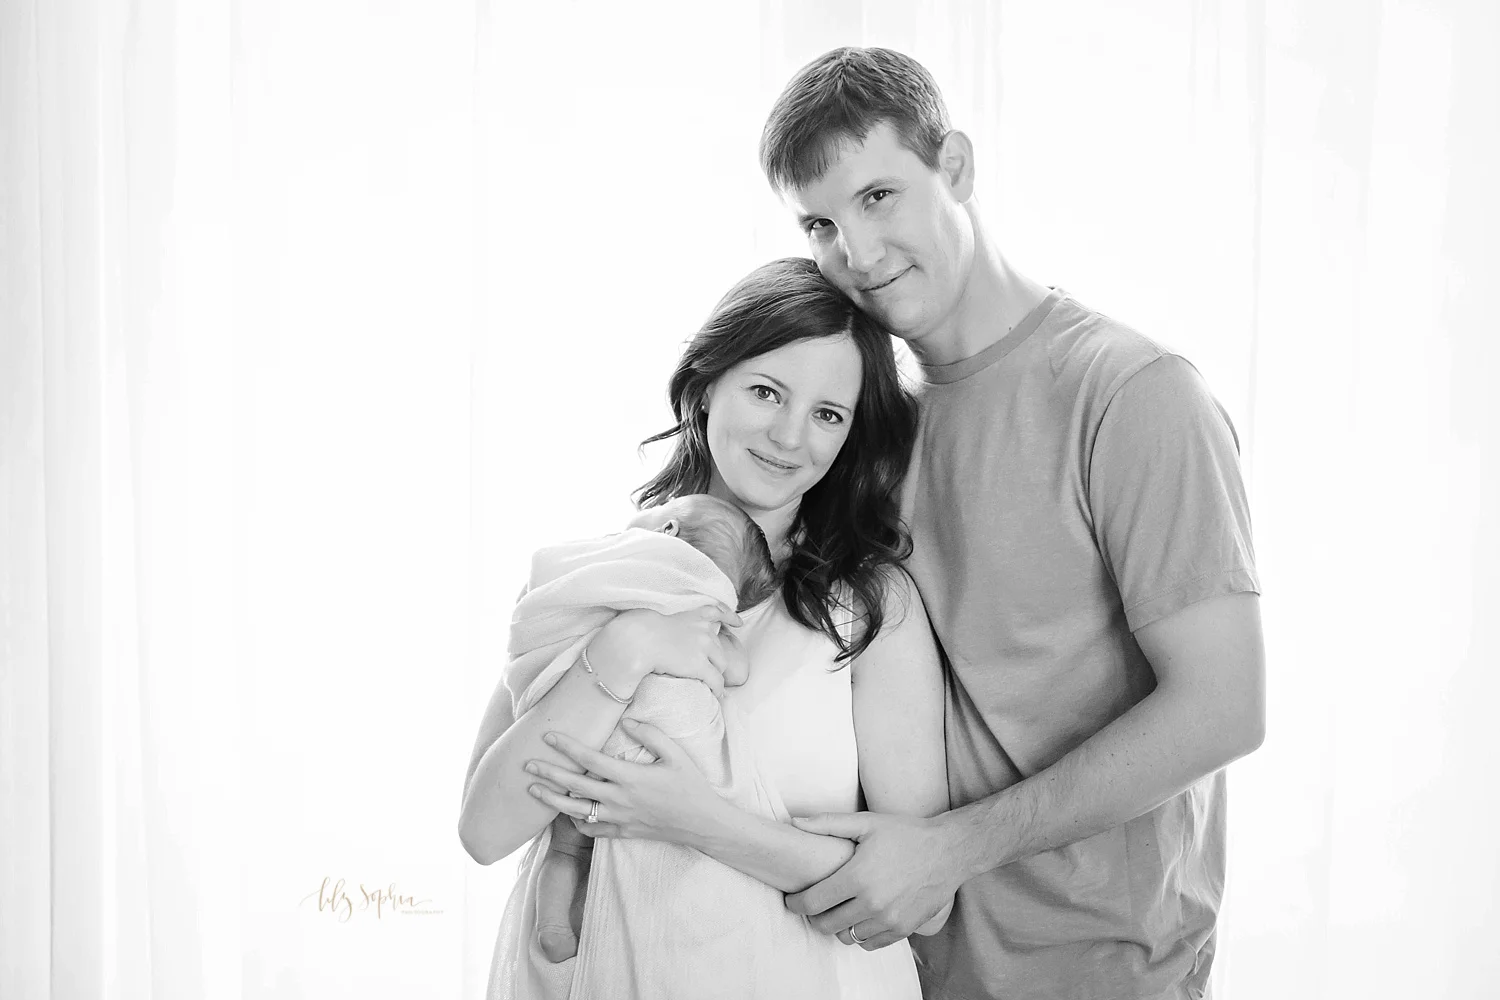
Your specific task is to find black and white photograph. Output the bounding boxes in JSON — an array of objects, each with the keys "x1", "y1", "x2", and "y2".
[{"x1": 2, "y1": 2, "x2": 1497, "y2": 998}]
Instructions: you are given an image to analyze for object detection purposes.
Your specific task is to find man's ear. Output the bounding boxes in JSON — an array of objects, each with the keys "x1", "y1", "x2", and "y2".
[
  {"x1": 659, "y1": 519, "x2": 680, "y2": 537},
  {"x1": 938, "y1": 130, "x2": 976, "y2": 202}
]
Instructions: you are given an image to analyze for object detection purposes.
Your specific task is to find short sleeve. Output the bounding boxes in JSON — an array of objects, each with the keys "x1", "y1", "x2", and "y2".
[{"x1": 1088, "y1": 355, "x2": 1260, "y2": 632}]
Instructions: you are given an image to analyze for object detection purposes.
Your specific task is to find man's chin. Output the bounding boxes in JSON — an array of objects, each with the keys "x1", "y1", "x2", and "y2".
[{"x1": 871, "y1": 301, "x2": 926, "y2": 339}]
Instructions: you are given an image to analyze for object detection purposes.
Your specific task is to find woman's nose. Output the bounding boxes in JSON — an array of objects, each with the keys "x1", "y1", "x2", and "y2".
[{"x1": 766, "y1": 410, "x2": 804, "y2": 451}]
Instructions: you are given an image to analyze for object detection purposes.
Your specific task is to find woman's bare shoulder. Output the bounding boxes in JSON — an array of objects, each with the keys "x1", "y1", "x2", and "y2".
[{"x1": 848, "y1": 564, "x2": 935, "y2": 681}]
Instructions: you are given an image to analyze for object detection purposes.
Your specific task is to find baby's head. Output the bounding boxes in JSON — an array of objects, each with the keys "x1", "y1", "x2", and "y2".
[{"x1": 628, "y1": 495, "x2": 778, "y2": 612}]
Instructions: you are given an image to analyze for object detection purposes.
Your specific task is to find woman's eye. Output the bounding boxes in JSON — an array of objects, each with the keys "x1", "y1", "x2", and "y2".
[
  {"x1": 815, "y1": 408, "x2": 844, "y2": 425},
  {"x1": 751, "y1": 384, "x2": 780, "y2": 402}
]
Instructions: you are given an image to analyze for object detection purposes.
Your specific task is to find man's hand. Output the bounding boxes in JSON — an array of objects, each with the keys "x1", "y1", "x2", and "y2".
[{"x1": 783, "y1": 812, "x2": 957, "y2": 950}]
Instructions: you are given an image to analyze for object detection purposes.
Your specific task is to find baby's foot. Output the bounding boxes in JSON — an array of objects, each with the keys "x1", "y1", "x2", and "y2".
[
  {"x1": 538, "y1": 923, "x2": 578, "y2": 963},
  {"x1": 536, "y1": 815, "x2": 591, "y2": 963}
]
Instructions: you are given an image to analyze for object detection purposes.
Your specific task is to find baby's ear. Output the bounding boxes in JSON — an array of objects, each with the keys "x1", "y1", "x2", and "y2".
[{"x1": 659, "y1": 519, "x2": 680, "y2": 537}]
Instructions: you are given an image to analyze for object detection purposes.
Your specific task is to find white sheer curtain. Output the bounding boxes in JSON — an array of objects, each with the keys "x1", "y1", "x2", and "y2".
[
  {"x1": 3, "y1": 2, "x2": 479, "y2": 998},
  {"x1": 3, "y1": 2, "x2": 1496, "y2": 999}
]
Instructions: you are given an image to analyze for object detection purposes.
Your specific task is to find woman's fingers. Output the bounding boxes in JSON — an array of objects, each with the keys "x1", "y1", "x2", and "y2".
[
  {"x1": 538, "y1": 789, "x2": 628, "y2": 839},
  {"x1": 542, "y1": 731, "x2": 631, "y2": 782},
  {"x1": 701, "y1": 660, "x2": 727, "y2": 700},
  {"x1": 676, "y1": 603, "x2": 740, "y2": 630},
  {"x1": 529, "y1": 774, "x2": 570, "y2": 796},
  {"x1": 625, "y1": 608, "x2": 733, "y2": 694},
  {"x1": 696, "y1": 603, "x2": 742, "y2": 628},
  {"x1": 702, "y1": 642, "x2": 733, "y2": 694},
  {"x1": 620, "y1": 719, "x2": 685, "y2": 766},
  {"x1": 529, "y1": 783, "x2": 595, "y2": 819},
  {"x1": 527, "y1": 758, "x2": 617, "y2": 803},
  {"x1": 570, "y1": 816, "x2": 623, "y2": 839},
  {"x1": 711, "y1": 629, "x2": 750, "y2": 687},
  {"x1": 668, "y1": 654, "x2": 724, "y2": 699}
]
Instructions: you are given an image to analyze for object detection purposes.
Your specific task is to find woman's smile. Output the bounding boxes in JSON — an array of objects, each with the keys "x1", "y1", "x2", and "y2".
[{"x1": 748, "y1": 449, "x2": 800, "y2": 476}]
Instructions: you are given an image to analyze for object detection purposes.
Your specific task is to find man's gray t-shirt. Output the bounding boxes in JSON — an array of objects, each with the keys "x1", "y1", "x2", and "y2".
[{"x1": 903, "y1": 289, "x2": 1258, "y2": 1000}]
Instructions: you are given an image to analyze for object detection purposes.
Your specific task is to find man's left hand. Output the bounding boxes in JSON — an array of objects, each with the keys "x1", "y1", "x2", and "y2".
[{"x1": 783, "y1": 811, "x2": 958, "y2": 950}]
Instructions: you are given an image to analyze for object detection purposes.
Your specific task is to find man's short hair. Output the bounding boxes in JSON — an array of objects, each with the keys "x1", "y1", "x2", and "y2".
[{"x1": 759, "y1": 46, "x2": 952, "y2": 193}]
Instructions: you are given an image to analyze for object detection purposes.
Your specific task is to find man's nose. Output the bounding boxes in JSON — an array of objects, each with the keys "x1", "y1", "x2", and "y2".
[{"x1": 838, "y1": 223, "x2": 885, "y2": 275}]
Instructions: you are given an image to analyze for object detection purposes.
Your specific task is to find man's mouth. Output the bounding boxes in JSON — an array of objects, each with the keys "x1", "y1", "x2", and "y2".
[
  {"x1": 863, "y1": 266, "x2": 911, "y2": 293},
  {"x1": 749, "y1": 449, "x2": 799, "y2": 474}
]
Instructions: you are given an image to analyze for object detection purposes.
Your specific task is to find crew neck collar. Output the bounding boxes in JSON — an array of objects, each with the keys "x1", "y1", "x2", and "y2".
[{"x1": 915, "y1": 287, "x2": 1066, "y2": 385}]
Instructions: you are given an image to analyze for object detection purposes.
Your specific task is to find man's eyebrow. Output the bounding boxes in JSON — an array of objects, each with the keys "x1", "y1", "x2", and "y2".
[
  {"x1": 794, "y1": 177, "x2": 904, "y2": 227},
  {"x1": 853, "y1": 176, "x2": 903, "y2": 200},
  {"x1": 747, "y1": 371, "x2": 853, "y2": 412}
]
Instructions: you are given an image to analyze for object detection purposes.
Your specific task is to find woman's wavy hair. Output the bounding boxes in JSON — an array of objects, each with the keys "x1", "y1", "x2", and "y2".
[{"x1": 635, "y1": 258, "x2": 918, "y2": 663}]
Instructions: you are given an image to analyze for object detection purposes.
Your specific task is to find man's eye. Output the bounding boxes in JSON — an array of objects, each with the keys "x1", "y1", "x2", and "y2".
[
  {"x1": 806, "y1": 219, "x2": 832, "y2": 234},
  {"x1": 868, "y1": 189, "x2": 892, "y2": 205}
]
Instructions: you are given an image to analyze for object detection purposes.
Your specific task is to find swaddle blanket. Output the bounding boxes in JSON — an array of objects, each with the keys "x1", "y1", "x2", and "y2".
[{"x1": 489, "y1": 529, "x2": 840, "y2": 1000}]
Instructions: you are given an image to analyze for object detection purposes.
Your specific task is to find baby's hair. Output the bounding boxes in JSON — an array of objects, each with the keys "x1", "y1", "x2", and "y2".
[{"x1": 673, "y1": 496, "x2": 779, "y2": 612}]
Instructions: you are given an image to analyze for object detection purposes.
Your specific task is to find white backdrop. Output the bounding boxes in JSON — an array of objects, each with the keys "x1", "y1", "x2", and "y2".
[{"x1": 2, "y1": 1, "x2": 1497, "y2": 998}]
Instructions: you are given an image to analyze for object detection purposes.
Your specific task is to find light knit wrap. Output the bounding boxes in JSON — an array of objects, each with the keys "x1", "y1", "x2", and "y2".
[{"x1": 488, "y1": 528, "x2": 841, "y2": 1000}]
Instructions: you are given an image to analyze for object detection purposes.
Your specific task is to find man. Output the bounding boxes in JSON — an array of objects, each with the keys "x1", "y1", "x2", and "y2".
[{"x1": 766, "y1": 48, "x2": 1265, "y2": 999}]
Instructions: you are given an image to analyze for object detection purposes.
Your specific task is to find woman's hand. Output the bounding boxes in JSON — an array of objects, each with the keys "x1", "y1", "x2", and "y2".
[
  {"x1": 524, "y1": 722, "x2": 728, "y2": 847},
  {"x1": 591, "y1": 605, "x2": 743, "y2": 699}
]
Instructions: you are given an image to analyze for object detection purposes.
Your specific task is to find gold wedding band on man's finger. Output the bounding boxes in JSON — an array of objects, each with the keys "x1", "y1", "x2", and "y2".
[{"x1": 837, "y1": 925, "x2": 868, "y2": 947}]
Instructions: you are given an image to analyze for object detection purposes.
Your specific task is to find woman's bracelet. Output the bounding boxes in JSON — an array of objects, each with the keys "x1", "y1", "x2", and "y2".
[{"x1": 579, "y1": 644, "x2": 633, "y2": 705}]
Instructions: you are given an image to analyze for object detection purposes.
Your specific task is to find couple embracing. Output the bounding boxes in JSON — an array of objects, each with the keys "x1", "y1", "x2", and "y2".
[{"x1": 460, "y1": 46, "x2": 1264, "y2": 1000}]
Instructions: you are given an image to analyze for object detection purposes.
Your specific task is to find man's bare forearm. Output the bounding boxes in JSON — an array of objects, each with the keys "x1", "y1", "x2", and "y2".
[{"x1": 939, "y1": 683, "x2": 1263, "y2": 883}]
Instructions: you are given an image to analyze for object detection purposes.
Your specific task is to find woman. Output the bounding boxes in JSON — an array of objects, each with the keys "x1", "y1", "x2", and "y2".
[{"x1": 459, "y1": 258, "x2": 950, "y2": 999}]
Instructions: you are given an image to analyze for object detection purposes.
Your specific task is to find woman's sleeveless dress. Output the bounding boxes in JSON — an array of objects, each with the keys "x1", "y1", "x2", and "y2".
[
  {"x1": 487, "y1": 596, "x2": 922, "y2": 999},
  {"x1": 723, "y1": 596, "x2": 923, "y2": 998}
]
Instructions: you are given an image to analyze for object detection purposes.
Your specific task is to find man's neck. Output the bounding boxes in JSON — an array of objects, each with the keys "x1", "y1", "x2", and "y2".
[{"x1": 906, "y1": 230, "x2": 1049, "y2": 368}]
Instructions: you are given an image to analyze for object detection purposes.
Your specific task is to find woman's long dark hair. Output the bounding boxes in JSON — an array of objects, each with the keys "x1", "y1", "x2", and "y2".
[{"x1": 635, "y1": 258, "x2": 918, "y2": 663}]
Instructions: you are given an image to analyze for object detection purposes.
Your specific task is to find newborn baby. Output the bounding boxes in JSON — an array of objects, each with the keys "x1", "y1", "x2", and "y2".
[
  {"x1": 534, "y1": 494, "x2": 778, "y2": 963},
  {"x1": 628, "y1": 494, "x2": 779, "y2": 617}
]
